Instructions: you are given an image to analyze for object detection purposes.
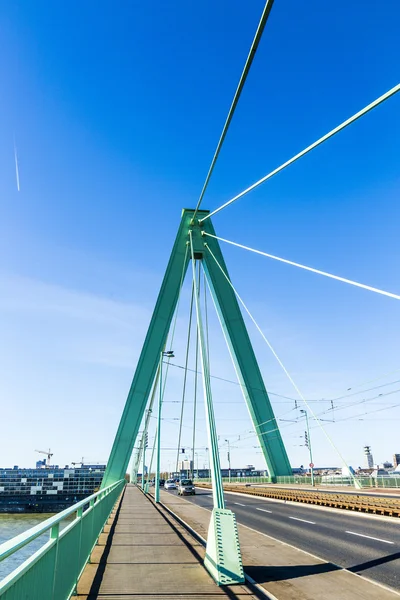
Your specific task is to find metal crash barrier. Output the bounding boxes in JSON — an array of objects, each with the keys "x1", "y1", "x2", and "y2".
[{"x1": 195, "y1": 483, "x2": 400, "y2": 517}]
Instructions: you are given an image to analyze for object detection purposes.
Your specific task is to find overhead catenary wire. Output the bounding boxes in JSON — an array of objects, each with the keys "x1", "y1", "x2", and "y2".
[
  {"x1": 204, "y1": 241, "x2": 361, "y2": 485},
  {"x1": 203, "y1": 232, "x2": 400, "y2": 301},
  {"x1": 192, "y1": 0, "x2": 275, "y2": 221},
  {"x1": 165, "y1": 360, "x2": 400, "y2": 404},
  {"x1": 200, "y1": 83, "x2": 400, "y2": 222}
]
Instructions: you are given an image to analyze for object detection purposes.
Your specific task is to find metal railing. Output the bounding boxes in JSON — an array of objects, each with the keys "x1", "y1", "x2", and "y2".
[
  {"x1": 0, "y1": 479, "x2": 125, "y2": 599},
  {"x1": 195, "y1": 475, "x2": 400, "y2": 489}
]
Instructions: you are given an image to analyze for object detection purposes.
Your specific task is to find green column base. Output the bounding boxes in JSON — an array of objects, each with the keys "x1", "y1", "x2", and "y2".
[{"x1": 204, "y1": 508, "x2": 245, "y2": 585}]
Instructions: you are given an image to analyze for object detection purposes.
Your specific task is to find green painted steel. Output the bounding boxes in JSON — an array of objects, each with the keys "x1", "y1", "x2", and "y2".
[
  {"x1": 103, "y1": 209, "x2": 291, "y2": 487},
  {"x1": 0, "y1": 479, "x2": 125, "y2": 599},
  {"x1": 198, "y1": 221, "x2": 292, "y2": 478},
  {"x1": 204, "y1": 508, "x2": 244, "y2": 585},
  {"x1": 189, "y1": 231, "x2": 225, "y2": 509},
  {"x1": 102, "y1": 210, "x2": 194, "y2": 488}
]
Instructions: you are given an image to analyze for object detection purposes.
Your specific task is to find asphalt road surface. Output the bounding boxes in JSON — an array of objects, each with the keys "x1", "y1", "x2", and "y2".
[{"x1": 165, "y1": 487, "x2": 400, "y2": 591}]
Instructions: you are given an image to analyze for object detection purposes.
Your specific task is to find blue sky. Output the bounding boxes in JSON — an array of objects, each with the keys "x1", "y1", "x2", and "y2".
[{"x1": 0, "y1": 1, "x2": 399, "y2": 472}]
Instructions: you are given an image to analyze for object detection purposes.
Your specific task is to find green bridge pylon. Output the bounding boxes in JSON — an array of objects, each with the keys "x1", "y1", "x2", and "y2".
[
  {"x1": 102, "y1": 208, "x2": 292, "y2": 490},
  {"x1": 102, "y1": 208, "x2": 292, "y2": 585}
]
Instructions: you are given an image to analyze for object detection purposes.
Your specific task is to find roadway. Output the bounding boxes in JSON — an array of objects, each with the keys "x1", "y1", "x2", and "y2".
[{"x1": 165, "y1": 487, "x2": 400, "y2": 591}]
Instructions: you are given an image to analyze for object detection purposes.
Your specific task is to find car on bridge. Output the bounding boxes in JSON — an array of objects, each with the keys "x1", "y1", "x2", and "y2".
[
  {"x1": 164, "y1": 478, "x2": 177, "y2": 490},
  {"x1": 178, "y1": 479, "x2": 195, "y2": 496}
]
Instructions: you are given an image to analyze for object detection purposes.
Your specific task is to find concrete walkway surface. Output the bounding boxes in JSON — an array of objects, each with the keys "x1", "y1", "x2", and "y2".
[
  {"x1": 77, "y1": 484, "x2": 257, "y2": 599},
  {"x1": 159, "y1": 489, "x2": 400, "y2": 600}
]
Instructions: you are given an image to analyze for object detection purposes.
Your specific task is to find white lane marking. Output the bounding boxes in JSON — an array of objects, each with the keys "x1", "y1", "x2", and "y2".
[
  {"x1": 234, "y1": 502, "x2": 246, "y2": 507},
  {"x1": 289, "y1": 516, "x2": 316, "y2": 525},
  {"x1": 256, "y1": 508, "x2": 272, "y2": 514},
  {"x1": 346, "y1": 531, "x2": 394, "y2": 544}
]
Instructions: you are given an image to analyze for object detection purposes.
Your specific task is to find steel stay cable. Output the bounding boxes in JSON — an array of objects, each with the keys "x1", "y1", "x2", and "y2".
[
  {"x1": 204, "y1": 242, "x2": 360, "y2": 486},
  {"x1": 135, "y1": 245, "x2": 189, "y2": 475},
  {"x1": 192, "y1": 0, "x2": 275, "y2": 221},
  {"x1": 203, "y1": 232, "x2": 400, "y2": 300},
  {"x1": 200, "y1": 83, "x2": 400, "y2": 222},
  {"x1": 162, "y1": 244, "x2": 190, "y2": 398},
  {"x1": 189, "y1": 230, "x2": 225, "y2": 508},
  {"x1": 191, "y1": 261, "x2": 201, "y2": 478},
  {"x1": 175, "y1": 276, "x2": 195, "y2": 472}
]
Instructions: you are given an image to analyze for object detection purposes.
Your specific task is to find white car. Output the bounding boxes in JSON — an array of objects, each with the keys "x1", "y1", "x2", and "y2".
[{"x1": 164, "y1": 479, "x2": 177, "y2": 490}]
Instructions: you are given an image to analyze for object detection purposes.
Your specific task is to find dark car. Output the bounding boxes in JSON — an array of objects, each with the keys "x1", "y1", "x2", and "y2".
[{"x1": 159, "y1": 479, "x2": 165, "y2": 487}]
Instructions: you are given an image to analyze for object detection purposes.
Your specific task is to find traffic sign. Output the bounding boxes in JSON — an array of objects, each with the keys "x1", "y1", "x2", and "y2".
[{"x1": 309, "y1": 462, "x2": 314, "y2": 468}]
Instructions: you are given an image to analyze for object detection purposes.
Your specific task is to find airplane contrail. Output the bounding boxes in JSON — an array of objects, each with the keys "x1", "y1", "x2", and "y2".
[{"x1": 14, "y1": 136, "x2": 20, "y2": 192}]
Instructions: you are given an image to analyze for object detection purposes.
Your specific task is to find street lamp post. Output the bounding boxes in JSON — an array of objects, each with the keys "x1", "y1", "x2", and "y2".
[
  {"x1": 225, "y1": 439, "x2": 231, "y2": 483},
  {"x1": 155, "y1": 350, "x2": 174, "y2": 503},
  {"x1": 300, "y1": 409, "x2": 314, "y2": 487}
]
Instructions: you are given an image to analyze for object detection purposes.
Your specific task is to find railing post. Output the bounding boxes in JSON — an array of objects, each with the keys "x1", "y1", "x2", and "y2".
[
  {"x1": 50, "y1": 523, "x2": 60, "y2": 600},
  {"x1": 73, "y1": 506, "x2": 84, "y2": 596},
  {"x1": 88, "y1": 498, "x2": 95, "y2": 563}
]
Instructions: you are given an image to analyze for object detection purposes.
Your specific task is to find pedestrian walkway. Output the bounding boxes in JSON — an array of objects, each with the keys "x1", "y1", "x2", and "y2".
[{"x1": 77, "y1": 484, "x2": 256, "y2": 599}]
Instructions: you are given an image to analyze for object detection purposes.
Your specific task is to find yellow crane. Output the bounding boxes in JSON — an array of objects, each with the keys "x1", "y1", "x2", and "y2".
[{"x1": 35, "y1": 448, "x2": 53, "y2": 467}]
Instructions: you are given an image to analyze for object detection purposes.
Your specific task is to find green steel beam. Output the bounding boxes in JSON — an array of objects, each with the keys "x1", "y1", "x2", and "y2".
[
  {"x1": 102, "y1": 210, "x2": 195, "y2": 487},
  {"x1": 103, "y1": 209, "x2": 291, "y2": 487},
  {"x1": 189, "y1": 214, "x2": 292, "y2": 478}
]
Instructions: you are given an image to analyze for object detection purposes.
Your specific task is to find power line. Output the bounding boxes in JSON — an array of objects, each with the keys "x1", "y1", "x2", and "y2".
[
  {"x1": 192, "y1": 0, "x2": 275, "y2": 221},
  {"x1": 200, "y1": 83, "x2": 400, "y2": 222}
]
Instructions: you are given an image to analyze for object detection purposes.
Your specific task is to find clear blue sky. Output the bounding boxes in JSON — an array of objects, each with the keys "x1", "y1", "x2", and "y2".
[{"x1": 0, "y1": 1, "x2": 399, "y2": 472}]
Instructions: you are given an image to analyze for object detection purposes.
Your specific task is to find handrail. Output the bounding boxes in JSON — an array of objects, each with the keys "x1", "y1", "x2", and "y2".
[
  {"x1": 0, "y1": 479, "x2": 124, "y2": 563},
  {"x1": 0, "y1": 478, "x2": 125, "y2": 599}
]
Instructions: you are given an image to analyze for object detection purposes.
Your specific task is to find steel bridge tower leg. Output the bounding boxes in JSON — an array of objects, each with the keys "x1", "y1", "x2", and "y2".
[{"x1": 102, "y1": 208, "x2": 291, "y2": 487}]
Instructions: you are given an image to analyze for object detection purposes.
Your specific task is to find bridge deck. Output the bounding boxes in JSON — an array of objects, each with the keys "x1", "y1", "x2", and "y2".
[{"x1": 78, "y1": 484, "x2": 255, "y2": 599}]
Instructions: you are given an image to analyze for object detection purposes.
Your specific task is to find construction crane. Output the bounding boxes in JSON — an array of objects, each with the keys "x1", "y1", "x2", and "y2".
[
  {"x1": 35, "y1": 448, "x2": 53, "y2": 467},
  {"x1": 71, "y1": 457, "x2": 85, "y2": 467}
]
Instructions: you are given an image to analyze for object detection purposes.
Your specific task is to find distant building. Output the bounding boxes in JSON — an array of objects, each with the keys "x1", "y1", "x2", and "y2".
[
  {"x1": 393, "y1": 454, "x2": 400, "y2": 469},
  {"x1": 178, "y1": 460, "x2": 193, "y2": 472},
  {"x1": 364, "y1": 446, "x2": 374, "y2": 469}
]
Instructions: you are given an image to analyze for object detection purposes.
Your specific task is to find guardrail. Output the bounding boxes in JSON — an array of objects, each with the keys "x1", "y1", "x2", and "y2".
[
  {"x1": 195, "y1": 475, "x2": 400, "y2": 488},
  {"x1": 195, "y1": 482, "x2": 400, "y2": 517},
  {"x1": 0, "y1": 479, "x2": 125, "y2": 599}
]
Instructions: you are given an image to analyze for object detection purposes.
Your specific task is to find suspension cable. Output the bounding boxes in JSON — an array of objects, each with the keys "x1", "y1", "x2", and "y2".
[
  {"x1": 135, "y1": 364, "x2": 161, "y2": 473},
  {"x1": 189, "y1": 231, "x2": 225, "y2": 508},
  {"x1": 175, "y1": 276, "x2": 195, "y2": 472},
  {"x1": 200, "y1": 83, "x2": 400, "y2": 222},
  {"x1": 163, "y1": 244, "x2": 189, "y2": 400},
  {"x1": 137, "y1": 244, "x2": 188, "y2": 478},
  {"x1": 191, "y1": 261, "x2": 201, "y2": 478},
  {"x1": 203, "y1": 232, "x2": 400, "y2": 300},
  {"x1": 204, "y1": 241, "x2": 360, "y2": 486},
  {"x1": 204, "y1": 267, "x2": 210, "y2": 362},
  {"x1": 192, "y1": 0, "x2": 275, "y2": 221}
]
